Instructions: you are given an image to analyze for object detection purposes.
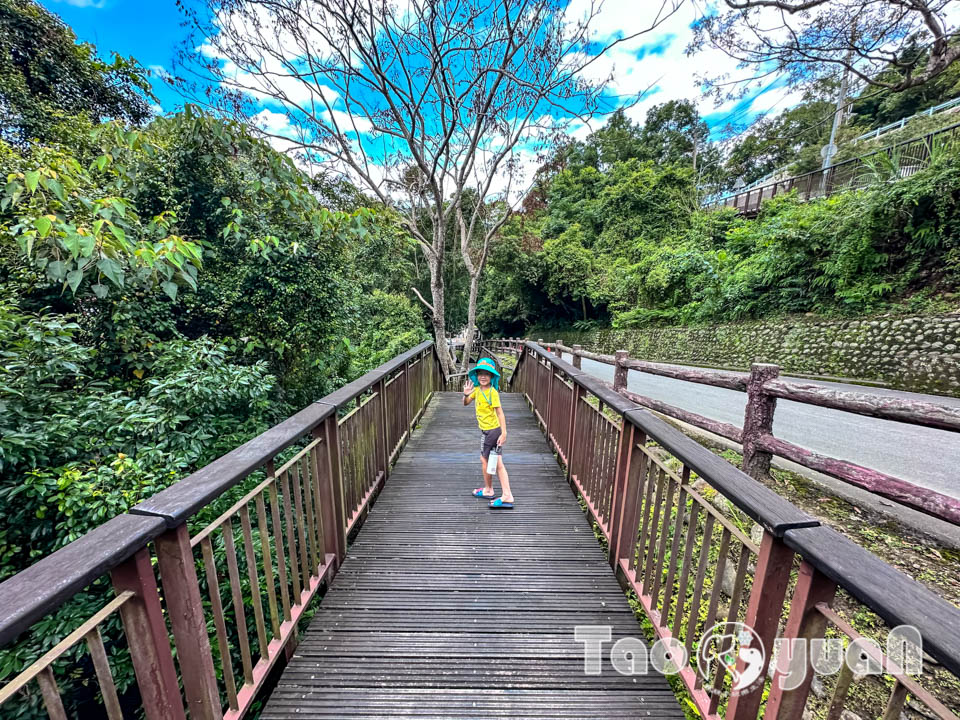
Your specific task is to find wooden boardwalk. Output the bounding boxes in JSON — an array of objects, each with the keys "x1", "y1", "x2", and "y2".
[{"x1": 262, "y1": 392, "x2": 685, "y2": 719}]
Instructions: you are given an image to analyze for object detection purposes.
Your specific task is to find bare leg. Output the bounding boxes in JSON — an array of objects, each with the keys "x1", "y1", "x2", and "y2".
[
  {"x1": 496, "y1": 457, "x2": 513, "y2": 502},
  {"x1": 478, "y1": 458, "x2": 494, "y2": 496}
]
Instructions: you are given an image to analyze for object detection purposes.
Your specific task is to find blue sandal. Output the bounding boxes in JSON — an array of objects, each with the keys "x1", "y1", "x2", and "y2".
[
  {"x1": 473, "y1": 488, "x2": 494, "y2": 498},
  {"x1": 488, "y1": 497, "x2": 514, "y2": 509}
]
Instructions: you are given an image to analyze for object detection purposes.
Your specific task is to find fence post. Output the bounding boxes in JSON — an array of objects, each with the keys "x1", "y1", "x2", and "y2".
[
  {"x1": 402, "y1": 359, "x2": 411, "y2": 433},
  {"x1": 727, "y1": 531, "x2": 795, "y2": 720},
  {"x1": 110, "y1": 548, "x2": 189, "y2": 720},
  {"x1": 609, "y1": 423, "x2": 645, "y2": 570},
  {"x1": 322, "y1": 415, "x2": 348, "y2": 564},
  {"x1": 613, "y1": 350, "x2": 629, "y2": 392},
  {"x1": 152, "y1": 525, "x2": 223, "y2": 720},
  {"x1": 572, "y1": 344, "x2": 582, "y2": 370},
  {"x1": 766, "y1": 561, "x2": 838, "y2": 720},
  {"x1": 545, "y1": 359, "x2": 555, "y2": 442},
  {"x1": 567, "y1": 384, "x2": 586, "y2": 483},
  {"x1": 554, "y1": 340, "x2": 562, "y2": 358},
  {"x1": 742, "y1": 363, "x2": 779, "y2": 479},
  {"x1": 376, "y1": 376, "x2": 389, "y2": 481}
]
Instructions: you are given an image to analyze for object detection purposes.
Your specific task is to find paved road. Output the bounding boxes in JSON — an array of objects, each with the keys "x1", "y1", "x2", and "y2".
[{"x1": 562, "y1": 354, "x2": 960, "y2": 502}]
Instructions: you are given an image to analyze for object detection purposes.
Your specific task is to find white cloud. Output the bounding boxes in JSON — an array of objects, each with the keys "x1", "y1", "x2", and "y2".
[{"x1": 53, "y1": 0, "x2": 106, "y2": 7}]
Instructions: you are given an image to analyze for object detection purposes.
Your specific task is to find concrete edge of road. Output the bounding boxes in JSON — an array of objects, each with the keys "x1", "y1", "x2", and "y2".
[{"x1": 657, "y1": 413, "x2": 960, "y2": 550}]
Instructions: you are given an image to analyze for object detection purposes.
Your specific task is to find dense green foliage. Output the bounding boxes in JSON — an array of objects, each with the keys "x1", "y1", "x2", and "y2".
[
  {"x1": 0, "y1": 0, "x2": 151, "y2": 145},
  {"x1": 478, "y1": 109, "x2": 960, "y2": 334},
  {"x1": 0, "y1": 4, "x2": 430, "y2": 713}
]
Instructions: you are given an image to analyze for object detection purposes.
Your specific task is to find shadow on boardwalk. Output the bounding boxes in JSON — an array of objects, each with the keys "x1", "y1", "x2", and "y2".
[{"x1": 263, "y1": 392, "x2": 684, "y2": 719}]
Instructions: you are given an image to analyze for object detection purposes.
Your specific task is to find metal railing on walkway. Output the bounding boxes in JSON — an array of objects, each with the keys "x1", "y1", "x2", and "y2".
[
  {"x1": 0, "y1": 342, "x2": 442, "y2": 720},
  {"x1": 483, "y1": 337, "x2": 960, "y2": 720},
  {"x1": 709, "y1": 121, "x2": 960, "y2": 215}
]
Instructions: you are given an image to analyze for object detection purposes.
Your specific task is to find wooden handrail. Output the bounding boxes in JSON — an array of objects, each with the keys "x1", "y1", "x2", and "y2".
[
  {"x1": 507, "y1": 338, "x2": 960, "y2": 720},
  {"x1": 0, "y1": 339, "x2": 445, "y2": 720},
  {"x1": 529, "y1": 338, "x2": 960, "y2": 523},
  {"x1": 0, "y1": 514, "x2": 167, "y2": 646},
  {"x1": 521, "y1": 341, "x2": 818, "y2": 536}
]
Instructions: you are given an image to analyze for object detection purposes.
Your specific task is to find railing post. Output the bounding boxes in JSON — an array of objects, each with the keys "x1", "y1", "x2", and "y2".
[
  {"x1": 742, "y1": 363, "x2": 779, "y2": 479},
  {"x1": 554, "y1": 339, "x2": 562, "y2": 357},
  {"x1": 152, "y1": 524, "x2": 223, "y2": 720},
  {"x1": 766, "y1": 561, "x2": 838, "y2": 720},
  {"x1": 545, "y1": 358, "x2": 555, "y2": 442},
  {"x1": 403, "y1": 359, "x2": 413, "y2": 431},
  {"x1": 322, "y1": 415, "x2": 348, "y2": 564},
  {"x1": 376, "y1": 376, "x2": 390, "y2": 480},
  {"x1": 609, "y1": 423, "x2": 645, "y2": 570},
  {"x1": 572, "y1": 344, "x2": 582, "y2": 370},
  {"x1": 567, "y1": 383, "x2": 585, "y2": 483},
  {"x1": 726, "y1": 531, "x2": 795, "y2": 720},
  {"x1": 110, "y1": 548, "x2": 188, "y2": 720},
  {"x1": 613, "y1": 350, "x2": 629, "y2": 392}
]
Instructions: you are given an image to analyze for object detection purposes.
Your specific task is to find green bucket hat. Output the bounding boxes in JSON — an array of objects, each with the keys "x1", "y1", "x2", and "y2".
[{"x1": 468, "y1": 357, "x2": 501, "y2": 391}]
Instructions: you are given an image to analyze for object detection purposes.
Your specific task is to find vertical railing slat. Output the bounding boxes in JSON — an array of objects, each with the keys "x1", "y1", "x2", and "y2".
[
  {"x1": 85, "y1": 627, "x2": 124, "y2": 720},
  {"x1": 239, "y1": 506, "x2": 270, "y2": 660},
  {"x1": 201, "y1": 535, "x2": 238, "y2": 711},
  {"x1": 255, "y1": 492, "x2": 282, "y2": 638}
]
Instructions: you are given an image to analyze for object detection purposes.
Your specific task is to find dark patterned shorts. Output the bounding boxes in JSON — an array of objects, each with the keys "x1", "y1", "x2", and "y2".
[{"x1": 480, "y1": 427, "x2": 502, "y2": 459}]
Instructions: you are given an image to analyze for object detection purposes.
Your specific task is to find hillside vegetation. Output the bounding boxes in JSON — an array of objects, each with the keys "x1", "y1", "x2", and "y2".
[{"x1": 478, "y1": 108, "x2": 960, "y2": 336}]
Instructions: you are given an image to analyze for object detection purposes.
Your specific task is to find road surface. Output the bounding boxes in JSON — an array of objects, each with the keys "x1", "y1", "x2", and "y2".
[{"x1": 561, "y1": 354, "x2": 960, "y2": 502}]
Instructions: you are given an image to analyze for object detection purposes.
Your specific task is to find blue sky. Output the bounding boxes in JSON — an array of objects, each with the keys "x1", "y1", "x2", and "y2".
[
  {"x1": 40, "y1": 0, "x2": 795, "y2": 144},
  {"x1": 39, "y1": 0, "x2": 199, "y2": 111}
]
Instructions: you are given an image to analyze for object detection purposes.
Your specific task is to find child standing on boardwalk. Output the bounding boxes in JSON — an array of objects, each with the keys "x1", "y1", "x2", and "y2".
[{"x1": 462, "y1": 357, "x2": 514, "y2": 509}]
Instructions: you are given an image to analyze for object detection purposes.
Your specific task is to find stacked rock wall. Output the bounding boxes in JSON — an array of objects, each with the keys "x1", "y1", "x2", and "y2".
[{"x1": 539, "y1": 314, "x2": 960, "y2": 395}]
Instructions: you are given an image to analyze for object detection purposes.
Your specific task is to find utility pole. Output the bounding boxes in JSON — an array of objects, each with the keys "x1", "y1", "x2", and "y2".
[{"x1": 821, "y1": 25, "x2": 858, "y2": 186}]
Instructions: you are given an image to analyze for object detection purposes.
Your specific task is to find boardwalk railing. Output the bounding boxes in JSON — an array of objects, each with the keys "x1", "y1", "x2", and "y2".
[
  {"x1": 488, "y1": 338, "x2": 960, "y2": 720},
  {"x1": 708, "y1": 121, "x2": 960, "y2": 215},
  {"x1": 0, "y1": 341, "x2": 442, "y2": 720},
  {"x1": 482, "y1": 338, "x2": 960, "y2": 526}
]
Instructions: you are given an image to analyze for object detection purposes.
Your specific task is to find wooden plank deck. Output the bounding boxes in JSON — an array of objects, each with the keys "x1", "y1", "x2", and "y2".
[{"x1": 262, "y1": 392, "x2": 685, "y2": 719}]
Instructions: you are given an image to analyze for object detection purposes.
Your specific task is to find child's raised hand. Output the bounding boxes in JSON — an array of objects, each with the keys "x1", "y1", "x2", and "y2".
[{"x1": 463, "y1": 379, "x2": 474, "y2": 395}]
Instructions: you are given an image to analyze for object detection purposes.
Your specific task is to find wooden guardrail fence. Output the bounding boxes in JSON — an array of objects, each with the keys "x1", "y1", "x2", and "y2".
[
  {"x1": 0, "y1": 341, "x2": 442, "y2": 720},
  {"x1": 480, "y1": 338, "x2": 960, "y2": 525},
  {"x1": 489, "y1": 338, "x2": 960, "y2": 720}
]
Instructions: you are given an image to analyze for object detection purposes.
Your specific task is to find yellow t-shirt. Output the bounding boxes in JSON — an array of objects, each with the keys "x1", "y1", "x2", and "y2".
[{"x1": 471, "y1": 386, "x2": 501, "y2": 430}]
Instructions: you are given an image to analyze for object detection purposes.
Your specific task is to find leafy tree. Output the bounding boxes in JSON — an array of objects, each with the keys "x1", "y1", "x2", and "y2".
[
  {"x1": 691, "y1": 0, "x2": 960, "y2": 100},
  {"x1": 638, "y1": 100, "x2": 709, "y2": 167},
  {"x1": 722, "y1": 96, "x2": 836, "y2": 185},
  {"x1": 0, "y1": 0, "x2": 151, "y2": 144},
  {"x1": 184, "y1": 0, "x2": 682, "y2": 374}
]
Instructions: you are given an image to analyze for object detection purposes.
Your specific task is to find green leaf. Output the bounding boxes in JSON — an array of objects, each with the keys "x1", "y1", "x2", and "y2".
[
  {"x1": 96, "y1": 155, "x2": 108, "y2": 172},
  {"x1": 24, "y1": 171, "x2": 40, "y2": 193},
  {"x1": 221, "y1": 196, "x2": 231, "y2": 207},
  {"x1": 63, "y1": 234, "x2": 81, "y2": 258},
  {"x1": 78, "y1": 234, "x2": 95, "y2": 257},
  {"x1": 161, "y1": 281, "x2": 178, "y2": 301},
  {"x1": 43, "y1": 178, "x2": 66, "y2": 203},
  {"x1": 97, "y1": 257, "x2": 124, "y2": 287},
  {"x1": 92, "y1": 283, "x2": 108, "y2": 299},
  {"x1": 66, "y1": 269, "x2": 83, "y2": 293},
  {"x1": 34, "y1": 216, "x2": 52, "y2": 238},
  {"x1": 47, "y1": 260, "x2": 66, "y2": 281},
  {"x1": 109, "y1": 225, "x2": 127, "y2": 245}
]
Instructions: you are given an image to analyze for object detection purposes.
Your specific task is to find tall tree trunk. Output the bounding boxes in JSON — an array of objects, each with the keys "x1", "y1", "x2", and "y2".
[
  {"x1": 427, "y1": 252, "x2": 455, "y2": 377},
  {"x1": 460, "y1": 271, "x2": 481, "y2": 371}
]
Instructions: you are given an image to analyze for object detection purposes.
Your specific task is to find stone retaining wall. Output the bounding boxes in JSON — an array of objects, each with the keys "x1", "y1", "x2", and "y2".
[{"x1": 536, "y1": 314, "x2": 960, "y2": 396}]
